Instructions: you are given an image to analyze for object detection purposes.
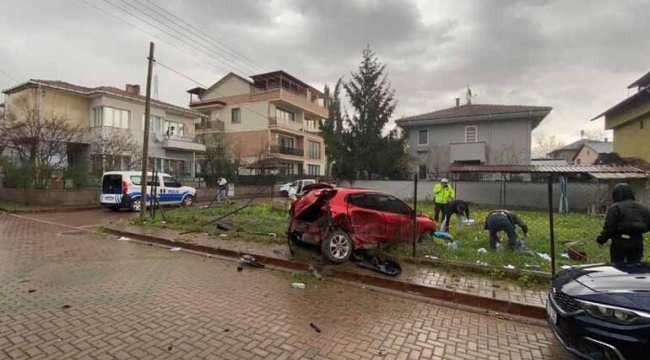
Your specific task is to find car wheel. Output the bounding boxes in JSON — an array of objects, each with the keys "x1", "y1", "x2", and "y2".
[
  {"x1": 129, "y1": 198, "x2": 142, "y2": 212},
  {"x1": 419, "y1": 230, "x2": 434, "y2": 243},
  {"x1": 182, "y1": 195, "x2": 194, "y2": 207},
  {"x1": 280, "y1": 190, "x2": 289, "y2": 197},
  {"x1": 321, "y1": 230, "x2": 353, "y2": 263}
]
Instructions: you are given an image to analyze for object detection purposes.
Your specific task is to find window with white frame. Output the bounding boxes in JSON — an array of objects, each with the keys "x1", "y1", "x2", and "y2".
[
  {"x1": 164, "y1": 121, "x2": 185, "y2": 138},
  {"x1": 142, "y1": 115, "x2": 164, "y2": 134},
  {"x1": 307, "y1": 141, "x2": 321, "y2": 159},
  {"x1": 307, "y1": 164, "x2": 320, "y2": 176},
  {"x1": 90, "y1": 107, "x2": 129, "y2": 128},
  {"x1": 418, "y1": 129, "x2": 428, "y2": 145},
  {"x1": 465, "y1": 126, "x2": 477, "y2": 142},
  {"x1": 275, "y1": 108, "x2": 295, "y2": 122}
]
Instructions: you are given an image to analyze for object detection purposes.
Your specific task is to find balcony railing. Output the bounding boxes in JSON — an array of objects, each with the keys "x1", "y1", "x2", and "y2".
[
  {"x1": 269, "y1": 117, "x2": 303, "y2": 131},
  {"x1": 270, "y1": 145, "x2": 304, "y2": 157},
  {"x1": 195, "y1": 120, "x2": 225, "y2": 132},
  {"x1": 162, "y1": 135, "x2": 207, "y2": 152}
]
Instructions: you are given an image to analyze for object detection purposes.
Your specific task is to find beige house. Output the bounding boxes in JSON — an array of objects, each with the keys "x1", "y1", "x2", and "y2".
[
  {"x1": 3, "y1": 80, "x2": 206, "y2": 177},
  {"x1": 573, "y1": 141, "x2": 613, "y2": 166},
  {"x1": 188, "y1": 71, "x2": 327, "y2": 176}
]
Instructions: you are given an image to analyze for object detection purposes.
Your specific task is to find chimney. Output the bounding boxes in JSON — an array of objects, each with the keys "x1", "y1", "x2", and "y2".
[
  {"x1": 455, "y1": 98, "x2": 460, "y2": 107},
  {"x1": 125, "y1": 84, "x2": 141, "y2": 95}
]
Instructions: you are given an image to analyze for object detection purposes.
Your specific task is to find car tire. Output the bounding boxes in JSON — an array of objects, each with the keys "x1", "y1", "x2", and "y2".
[
  {"x1": 129, "y1": 197, "x2": 142, "y2": 212},
  {"x1": 182, "y1": 195, "x2": 194, "y2": 207},
  {"x1": 419, "y1": 230, "x2": 434, "y2": 243},
  {"x1": 280, "y1": 190, "x2": 289, "y2": 197},
  {"x1": 321, "y1": 229, "x2": 353, "y2": 264}
]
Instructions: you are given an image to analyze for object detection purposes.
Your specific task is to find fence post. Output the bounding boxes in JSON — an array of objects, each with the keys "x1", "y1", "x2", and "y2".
[
  {"x1": 548, "y1": 174, "x2": 556, "y2": 275},
  {"x1": 412, "y1": 173, "x2": 418, "y2": 258}
]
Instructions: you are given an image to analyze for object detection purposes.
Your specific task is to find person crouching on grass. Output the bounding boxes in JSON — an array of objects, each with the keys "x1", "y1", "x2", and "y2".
[{"x1": 484, "y1": 210, "x2": 528, "y2": 251}]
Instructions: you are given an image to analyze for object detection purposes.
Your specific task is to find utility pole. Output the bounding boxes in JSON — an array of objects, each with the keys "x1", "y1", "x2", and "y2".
[{"x1": 140, "y1": 42, "x2": 155, "y2": 221}]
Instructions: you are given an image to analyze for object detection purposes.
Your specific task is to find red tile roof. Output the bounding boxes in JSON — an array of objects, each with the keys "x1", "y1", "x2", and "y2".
[{"x1": 398, "y1": 104, "x2": 552, "y2": 123}]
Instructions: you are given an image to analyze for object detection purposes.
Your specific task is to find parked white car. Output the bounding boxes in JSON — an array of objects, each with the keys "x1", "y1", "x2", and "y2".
[
  {"x1": 279, "y1": 179, "x2": 316, "y2": 197},
  {"x1": 100, "y1": 171, "x2": 197, "y2": 212}
]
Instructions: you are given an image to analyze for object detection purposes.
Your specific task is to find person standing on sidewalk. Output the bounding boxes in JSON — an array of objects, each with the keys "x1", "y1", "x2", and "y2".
[
  {"x1": 596, "y1": 183, "x2": 650, "y2": 264},
  {"x1": 433, "y1": 178, "x2": 455, "y2": 229}
]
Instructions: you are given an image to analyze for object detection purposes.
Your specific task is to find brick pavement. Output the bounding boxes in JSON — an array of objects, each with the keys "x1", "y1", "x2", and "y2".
[{"x1": 0, "y1": 213, "x2": 574, "y2": 359}]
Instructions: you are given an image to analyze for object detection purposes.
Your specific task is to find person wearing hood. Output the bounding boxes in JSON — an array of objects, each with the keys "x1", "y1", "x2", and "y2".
[{"x1": 596, "y1": 183, "x2": 650, "y2": 263}]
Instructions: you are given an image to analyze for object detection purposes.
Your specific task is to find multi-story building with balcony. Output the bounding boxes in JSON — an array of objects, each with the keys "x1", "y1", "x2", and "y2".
[
  {"x1": 2, "y1": 80, "x2": 206, "y2": 177},
  {"x1": 188, "y1": 71, "x2": 327, "y2": 176}
]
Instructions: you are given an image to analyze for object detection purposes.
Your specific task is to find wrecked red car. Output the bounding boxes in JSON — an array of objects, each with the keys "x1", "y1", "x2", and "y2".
[{"x1": 288, "y1": 184, "x2": 437, "y2": 263}]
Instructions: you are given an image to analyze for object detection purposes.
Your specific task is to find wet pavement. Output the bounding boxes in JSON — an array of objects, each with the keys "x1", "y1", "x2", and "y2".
[{"x1": 0, "y1": 211, "x2": 574, "y2": 359}]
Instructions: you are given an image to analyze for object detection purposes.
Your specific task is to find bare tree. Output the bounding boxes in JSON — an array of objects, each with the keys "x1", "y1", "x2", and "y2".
[
  {"x1": 532, "y1": 134, "x2": 565, "y2": 158},
  {"x1": 89, "y1": 127, "x2": 142, "y2": 174},
  {"x1": 490, "y1": 145, "x2": 523, "y2": 165},
  {"x1": 425, "y1": 143, "x2": 449, "y2": 178},
  {"x1": 0, "y1": 96, "x2": 84, "y2": 187},
  {"x1": 199, "y1": 132, "x2": 243, "y2": 178}
]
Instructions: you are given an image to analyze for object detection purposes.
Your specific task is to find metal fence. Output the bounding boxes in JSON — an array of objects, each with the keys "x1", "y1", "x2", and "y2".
[{"x1": 339, "y1": 169, "x2": 649, "y2": 276}]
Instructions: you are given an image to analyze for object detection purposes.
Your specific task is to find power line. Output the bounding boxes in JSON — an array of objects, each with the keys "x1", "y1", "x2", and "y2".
[
  {"x1": 74, "y1": 0, "x2": 233, "y2": 75},
  {"x1": 108, "y1": 0, "x2": 258, "y2": 76},
  {"x1": 138, "y1": 0, "x2": 268, "y2": 74},
  {"x1": 0, "y1": 68, "x2": 19, "y2": 83}
]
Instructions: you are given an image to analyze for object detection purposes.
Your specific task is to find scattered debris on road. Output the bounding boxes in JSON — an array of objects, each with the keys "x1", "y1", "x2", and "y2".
[
  {"x1": 239, "y1": 254, "x2": 265, "y2": 268},
  {"x1": 28, "y1": 289, "x2": 36, "y2": 293},
  {"x1": 537, "y1": 253, "x2": 552, "y2": 262},
  {"x1": 237, "y1": 265, "x2": 243, "y2": 272},
  {"x1": 309, "y1": 323, "x2": 321, "y2": 333},
  {"x1": 292, "y1": 282, "x2": 306, "y2": 289},
  {"x1": 117, "y1": 236, "x2": 131, "y2": 241},
  {"x1": 61, "y1": 305, "x2": 71, "y2": 310},
  {"x1": 503, "y1": 264, "x2": 516, "y2": 270},
  {"x1": 378, "y1": 349, "x2": 388, "y2": 356},
  {"x1": 357, "y1": 256, "x2": 402, "y2": 276},
  {"x1": 170, "y1": 247, "x2": 182, "y2": 252}
]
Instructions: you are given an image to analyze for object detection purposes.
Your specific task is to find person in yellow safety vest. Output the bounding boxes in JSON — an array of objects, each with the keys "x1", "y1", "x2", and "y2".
[{"x1": 433, "y1": 178, "x2": 455, "y2": 228}]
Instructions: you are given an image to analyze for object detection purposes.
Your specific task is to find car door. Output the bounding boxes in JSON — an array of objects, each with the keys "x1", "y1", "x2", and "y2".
[
  {"x1": 378, "y1": 195, "x2": 415, "y2": 242},
  {"x1": 144, "y1": 173, "x2": 161, "y2": 205},
  {"x1": 346, "y1": 193, "x2": 387, "y2": 245},
  {"x1": 159, "y1": 175, "x2": 183, "y2": 204}
]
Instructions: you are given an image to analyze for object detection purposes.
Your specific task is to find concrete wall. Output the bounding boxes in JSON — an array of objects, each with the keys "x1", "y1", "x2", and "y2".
[
  {"x1": 338, "y1": 180, "x2": 602, "y2": 211},
  {"x1": 201, "y1": 75, "x2": 251, "y2": 100},
  {"x1": 0, "y1": 188, "x2": 100, "y2": 206},
  {"x1": 613, "y1": 117, "x2": 650, "y2": 162},
  {"x1": 573, "y1": 145, "x2": 601, "y2": 166}
]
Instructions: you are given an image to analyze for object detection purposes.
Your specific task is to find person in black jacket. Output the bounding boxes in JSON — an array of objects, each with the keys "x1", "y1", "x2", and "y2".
[
  {"x1": 484, "y1": 210, "x2": 528, "y2": 250},
  {"x1": 442, "y1": 199, "x2": 471, "y2": 232},
  {"x1": 596, "y1": 183, "x2": 650, "y2": 263}
]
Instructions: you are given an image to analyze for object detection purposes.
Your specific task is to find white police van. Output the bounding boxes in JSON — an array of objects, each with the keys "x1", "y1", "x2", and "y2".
[{"x1": 100, "y1": 171, "x2": 197, "y2": 212}]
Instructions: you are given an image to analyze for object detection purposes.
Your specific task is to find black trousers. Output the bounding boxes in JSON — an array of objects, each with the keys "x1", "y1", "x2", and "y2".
[
  {"x1": 434, "y1": 203, "x2": 450, "y2": 225},
  {"x1": 610, "y1": 237, "x2": 644, "y2": 264}
]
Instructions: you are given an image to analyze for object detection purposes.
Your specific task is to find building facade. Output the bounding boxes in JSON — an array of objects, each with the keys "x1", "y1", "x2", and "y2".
[
  {"x1": 593, "y1": 71, "x2": 650, "y2": 162},
  {"x1": 2, "y1": 80, "x2": 205, "y2": 177},
  {"x1": 188, "y1": 71, "x2": 327, "y2": 176},
  {"x1": 396, "y1": 102, "x2": 552, "y2": 179},
  {"x1": 572, "y1": 141, "x2": 613, "y2": 166}
]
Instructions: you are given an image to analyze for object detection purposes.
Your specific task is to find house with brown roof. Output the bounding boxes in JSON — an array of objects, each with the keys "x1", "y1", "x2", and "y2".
[
  {"x1": 188, "y1": 71, "x2": 328, "y2": 176},
  {"x1": 592, "y1": 71, "x2": 650, "y2": 162},
  {"x1": 2, "y1": 79, "x2": 206, "y2": 177},
  {"x1": 395, "y1": 100, "x2": 552, "y2": 179}
]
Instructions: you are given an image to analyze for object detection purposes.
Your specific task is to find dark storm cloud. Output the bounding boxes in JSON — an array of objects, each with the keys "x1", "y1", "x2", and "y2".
[{"x1": 2, "y1": 0, "x2": 650, "y2": 142}]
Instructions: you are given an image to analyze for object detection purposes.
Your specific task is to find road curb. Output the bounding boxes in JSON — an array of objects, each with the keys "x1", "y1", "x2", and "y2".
[
  {"x1": 103, "y1": 227, "x2": 547, "y2": 321},
  {"x1": 0, "y1": 205, "x2": 102, "y2": 214}
]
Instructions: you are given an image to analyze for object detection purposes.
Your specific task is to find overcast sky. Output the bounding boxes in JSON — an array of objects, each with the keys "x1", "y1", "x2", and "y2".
[{"x1": 2, "y1": 0, "x2": 649, "y2": 144}]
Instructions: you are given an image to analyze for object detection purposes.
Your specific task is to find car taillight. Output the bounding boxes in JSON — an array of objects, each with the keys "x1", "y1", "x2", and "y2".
[{"x1": 122, "y1": 181, "x2": 128, "y2": 195}]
